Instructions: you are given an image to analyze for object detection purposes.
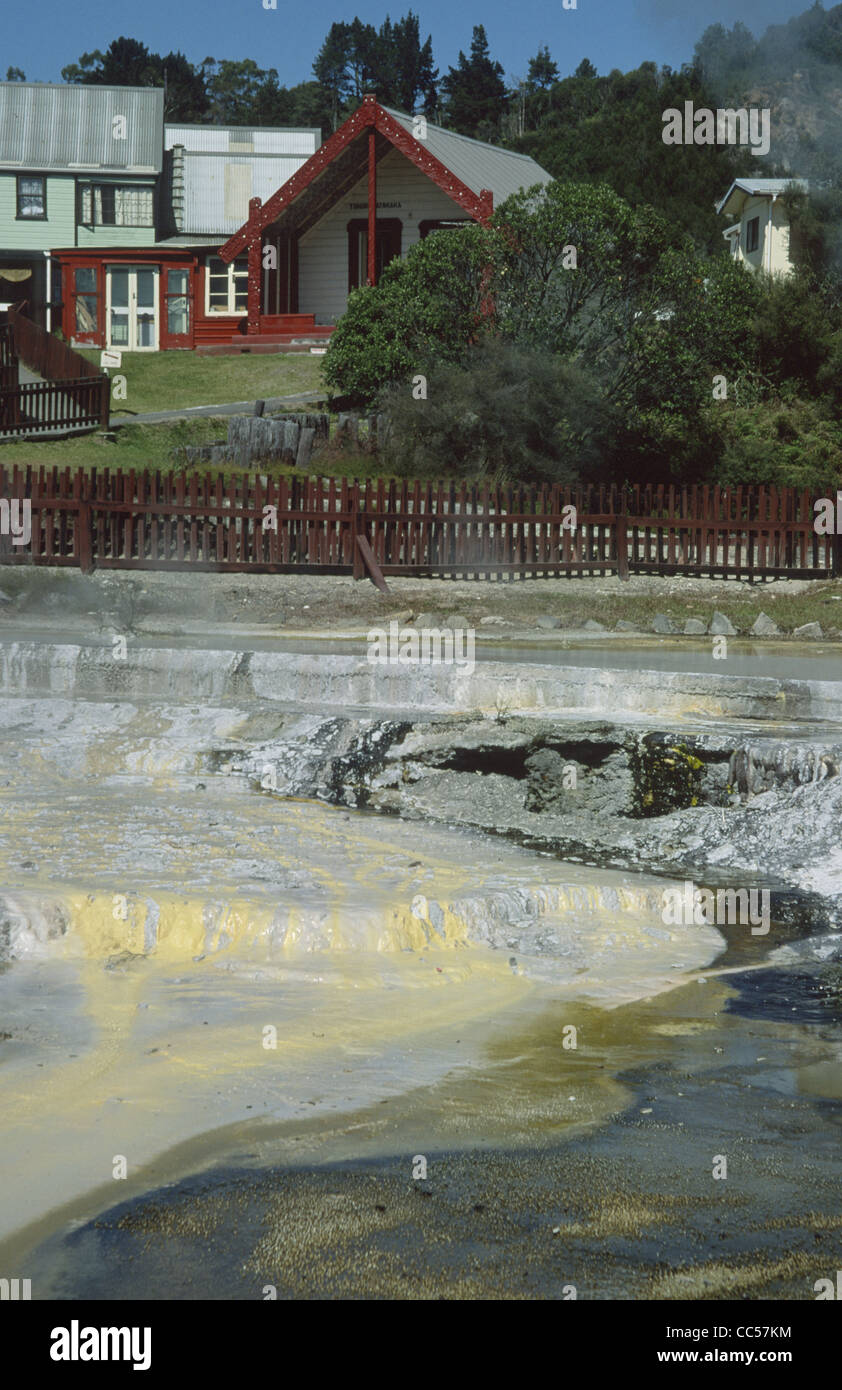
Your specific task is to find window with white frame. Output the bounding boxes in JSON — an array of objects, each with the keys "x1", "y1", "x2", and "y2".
[
  {"x1": 17, "y1": 176, "x2": 46, "y2": 219},
  {"x1": 79, "y1": 183, "x2": 154, "y2": 227},
  {"x1": 206, "y1": 256, "x2": 248, "y2": 314}
]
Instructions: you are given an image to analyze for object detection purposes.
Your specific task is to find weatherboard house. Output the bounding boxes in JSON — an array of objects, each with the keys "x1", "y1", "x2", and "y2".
[
  {"x1": 717, "y1": 178, "x2": 808, "y2": 277},
  {"x1": 50, "y1": 107, "x2": 320, "y2": 352},
  {"x1": 217, "y1": 93, "x2": 552, "y2": 350},
  {"x1": 0, "y1": 80, "x2": 319, "y2": 350}
]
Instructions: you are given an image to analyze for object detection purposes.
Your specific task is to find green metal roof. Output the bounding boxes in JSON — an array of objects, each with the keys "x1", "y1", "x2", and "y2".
[
  {"x1": 381, "y1": 107, "x2": 551, "y2": 207},
  {"x1": 0, "y1": 82, "x2": 163, "y2": 175}
]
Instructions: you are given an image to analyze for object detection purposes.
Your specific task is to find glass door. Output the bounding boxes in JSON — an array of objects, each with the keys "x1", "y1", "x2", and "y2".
[
  {"x1": 108, "y1": 267, "x2": 130, "y2": 348},
  {"x1": 135, "y1": 268, "x2": 156, "y2": 348},
  {"x1": 164, "y1": 268, "x2": 191, "y2": 346},
  {"x1": 107, "y1": 266, "x2": 158, "y2": 350}
]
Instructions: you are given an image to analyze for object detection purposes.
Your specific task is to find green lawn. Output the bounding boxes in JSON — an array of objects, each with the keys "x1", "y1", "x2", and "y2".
[
  {"x1": 77, "y1": 349, "x2": 326, "y2": 416},
  {"x1": 1, "y1": 419, "x2": 228, "y2": 473}
]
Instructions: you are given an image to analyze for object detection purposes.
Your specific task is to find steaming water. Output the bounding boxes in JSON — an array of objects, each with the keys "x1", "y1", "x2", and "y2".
[{"x1": 0, "y1": 665, "x2": 727, "y2": 1245}]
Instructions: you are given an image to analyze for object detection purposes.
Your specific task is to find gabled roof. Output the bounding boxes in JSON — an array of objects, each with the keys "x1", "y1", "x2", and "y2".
[
  {"x1": 717, "y1": 177, "x2": 808, "y2": 217},
  {"x1": 0, "y1": 82, "x2": 163, "y2": 174},
  {"x1": 380, "y1": 107, "x2": 551, "y2": 206},
  {"x1": 219, "y1": 95, "x2": 551, "y2": 262}
]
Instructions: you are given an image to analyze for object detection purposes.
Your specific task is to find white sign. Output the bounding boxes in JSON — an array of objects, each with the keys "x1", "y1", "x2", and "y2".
[{"x1": 100, "y1": 349, "x2": 122, "y2": 369}]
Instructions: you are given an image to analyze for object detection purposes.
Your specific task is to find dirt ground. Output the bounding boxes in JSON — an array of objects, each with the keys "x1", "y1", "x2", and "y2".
[{"x1": 0, "y1": 566, "x2": 840, "y2": 638}]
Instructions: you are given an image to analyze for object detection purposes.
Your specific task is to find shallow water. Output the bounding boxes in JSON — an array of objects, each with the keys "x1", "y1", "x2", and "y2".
[{"x1": 12, "y1": 956, "x2": 842, "y2": 1300}]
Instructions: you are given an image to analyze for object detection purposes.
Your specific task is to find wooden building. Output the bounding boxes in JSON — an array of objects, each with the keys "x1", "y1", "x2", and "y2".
[
  {"x1": 218, "y1": 94, "x2": 551, "y2": 349},
  {"x1": 48, "y1": 118, "x2": 319, "y2": 352}
]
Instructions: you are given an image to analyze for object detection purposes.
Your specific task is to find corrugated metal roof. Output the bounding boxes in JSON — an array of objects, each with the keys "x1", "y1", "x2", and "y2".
[
  {"x1": 177, "y1": 149, "x2": 316, "y2": 234},
  {"x1": 0, "y1": 82, "x2": 163, "y2": 173},
  {"x1": 382, "y1": 107, "x2": 551, "y2": 206},
  {"x1": 717, "y1": 177, "x2": 808, "y2": 216},
  {"x1": 155, "y1": 235, "x2": 228, "y2": 248},
  {"x1": 165, "y1": 124, "x2": 320, "y2": 155}
]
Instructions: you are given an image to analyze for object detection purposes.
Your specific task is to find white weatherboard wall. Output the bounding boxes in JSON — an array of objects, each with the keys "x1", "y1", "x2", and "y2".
[
  {"x1": 298, "y1": 147, "x2": 472, "y2": 324},
  {"x1": 735, "y1": 194, "x2": 794, "y2": 276}
]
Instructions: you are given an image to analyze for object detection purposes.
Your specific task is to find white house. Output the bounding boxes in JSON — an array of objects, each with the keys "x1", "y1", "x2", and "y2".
[{"x1": 717, "y1": 178, "x2": 808, "y2": 277}]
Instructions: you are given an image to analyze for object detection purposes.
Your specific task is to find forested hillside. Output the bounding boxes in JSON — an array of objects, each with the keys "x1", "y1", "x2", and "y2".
[{"x1": 11, "y1": 4, "x2": 840, "y2": 254}]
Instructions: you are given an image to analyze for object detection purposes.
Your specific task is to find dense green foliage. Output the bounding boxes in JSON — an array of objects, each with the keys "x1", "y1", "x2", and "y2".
[
  {"x1": 439, "y1": 26, "x2": 507, "y2": 143},
  {"x1": 58, "y1": 17, "x2": 439, "y2": 129},
  {"x1": 325, "y1": 175, "x2": 842, "y2": 488},
  {"x1": 507, "y1": 62, "x2": 756, "y2": 254},
  {"x1": 323, "y1": 226, "x2": 489, "y2": 403},
  {"x1": 377, "y1": 340, "x2": 611, "y2": 484},
  {"x1": 313, "y1": 15, "x2": 438, "y2": 128}
]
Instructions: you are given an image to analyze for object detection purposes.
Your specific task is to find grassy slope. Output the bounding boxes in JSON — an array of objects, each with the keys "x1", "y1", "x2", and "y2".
[
  {"x1": 77, "y1": 350, "x2": 326, "y2": 416},
  {"x1": 0, "y1": 423, "x2": 388, "y2": 478},
  {"x1": 2, "y1": 419, "x2": 228, "y2": 473}
]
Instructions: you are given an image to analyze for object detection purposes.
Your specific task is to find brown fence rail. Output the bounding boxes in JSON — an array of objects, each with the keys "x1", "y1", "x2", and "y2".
[
  {"x1": 0, "y1": 378, "x2": 110, "y2": 435},
  {"x1": 1, "y1": 466, "x2": 839, "y2": 580},
  {"x1": 0, "y1": 304, "x2": 109, "y2": 435},
  {"x1": 8, "y1": 303, "x2": 102, "y2": 381}
]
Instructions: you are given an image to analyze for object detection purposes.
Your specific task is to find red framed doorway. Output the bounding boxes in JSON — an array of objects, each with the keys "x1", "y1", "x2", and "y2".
[{"x1": 347, "y1": 218, "x2": 402, "y2": 291}]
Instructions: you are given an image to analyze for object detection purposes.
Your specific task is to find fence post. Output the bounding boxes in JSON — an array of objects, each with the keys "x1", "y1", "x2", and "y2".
[
  {"x1": 350, "y1": 483, "x2": 365, "y2": 580},
  {"x1": 616, "y1": 505, "x2": 629, "y2": 581},
  {"x1": 78, "y1": 477, "x2": 93, "y2": 572}
]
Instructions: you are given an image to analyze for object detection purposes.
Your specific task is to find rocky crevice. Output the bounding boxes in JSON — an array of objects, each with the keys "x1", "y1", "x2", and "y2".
[{"x1": 220, "y1": 711, "x2": 842, "y2": 928}]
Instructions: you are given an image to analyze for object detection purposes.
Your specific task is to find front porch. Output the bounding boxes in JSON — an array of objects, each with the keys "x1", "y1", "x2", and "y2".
[{"x1": 197, "y1": 312, "x2": 335, "y2": 355}]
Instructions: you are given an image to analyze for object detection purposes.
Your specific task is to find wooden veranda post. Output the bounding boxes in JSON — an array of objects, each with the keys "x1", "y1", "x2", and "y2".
[
  {"x1": 246, "y1": 197, "x2": 263, "y2": 336},
  {"x1": 367, "y1": 122, "x2": 377, "y2": 287}
]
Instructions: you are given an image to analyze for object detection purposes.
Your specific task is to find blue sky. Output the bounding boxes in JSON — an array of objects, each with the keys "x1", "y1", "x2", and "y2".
[{"x1": 9, "y1": 0, "x2": 812, "y2": 88}]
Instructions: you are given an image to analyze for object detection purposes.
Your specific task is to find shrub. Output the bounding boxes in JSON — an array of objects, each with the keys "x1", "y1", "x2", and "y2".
[
  {"x1": 377, "y1": 338, "x2": 612, "y2": 484},
  {"x1": 323, "y1": 225, "x2": 490, "y2": 407}
]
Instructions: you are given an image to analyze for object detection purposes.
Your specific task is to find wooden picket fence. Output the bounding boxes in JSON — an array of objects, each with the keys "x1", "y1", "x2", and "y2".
[{"x1": 0, "y1": 466, "x2": 838, "y2": 581}]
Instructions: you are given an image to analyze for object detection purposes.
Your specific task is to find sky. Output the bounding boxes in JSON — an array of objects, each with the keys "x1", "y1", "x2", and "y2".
[{"x1": 6, "y1": 0, "x2": 814, "y2": 89}]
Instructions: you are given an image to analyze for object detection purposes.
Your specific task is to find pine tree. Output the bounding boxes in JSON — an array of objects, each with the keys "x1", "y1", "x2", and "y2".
[
  {"x1": 527, "y1": 46, "x2": 558, "y2": 89},
  {"x1": 392, "y1": 12, "x2": 439, "y2": 112},
  {"x1": 312, "y1": 22, "x2": 353, "y2": 129},
  {"x1": 441, "y1": 25, "x2": 507, "y2": 138}
]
